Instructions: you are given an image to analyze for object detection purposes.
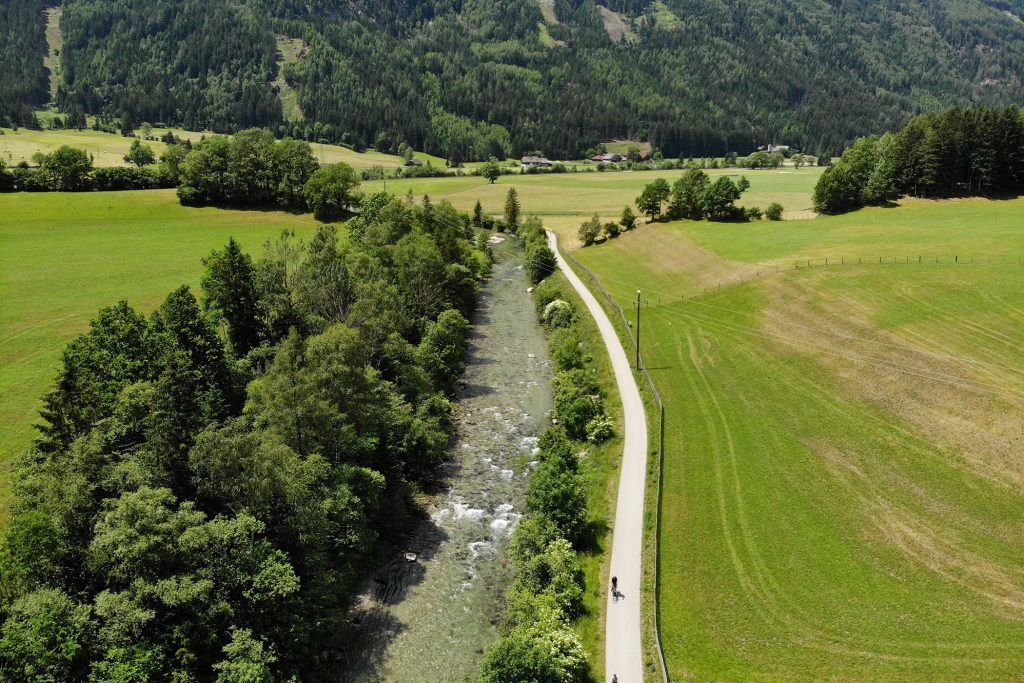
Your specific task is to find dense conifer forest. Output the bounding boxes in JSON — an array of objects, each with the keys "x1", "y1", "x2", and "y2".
[
  {"x1": 6, "y1": 0, "x2": 1024, "y2": 158},
  {"x1": 0, "y1": 0, "x2": 49, "y2": 126},
  {"x1": 813, "y1": 105, "x2": 1024, "y2": 213}
]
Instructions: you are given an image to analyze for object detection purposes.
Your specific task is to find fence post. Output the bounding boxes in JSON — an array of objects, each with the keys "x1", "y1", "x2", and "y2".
[{"x1": 635, "y1": 290, "x2": 641, "y2": 371}]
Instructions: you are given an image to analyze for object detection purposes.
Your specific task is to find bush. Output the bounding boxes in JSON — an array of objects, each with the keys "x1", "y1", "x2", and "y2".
[
  {"x1": 550, "y1": 328, "x2": 584, "y2": 371},
  {"x1": 525, "y1": 243, "x2": 557, "y2": 284},
  {"x1": 526, "y1": 459, "x2": 588, "y2": 544},
  {"x1": 538, "y1": 426, "x2": 577, "y2": 471},
  {"x1": 512, "y1": 537, "x2": 585, "y2": 617},
  {"x1": 552, "y1": 369, "x2": 604, "y2": 440},
  {"x1": 542, "y1": 300, "x2": 577, "y2": 329},
  {"x1": 479, "y1": 613, "x2": 587, "y2": 683},
  {"x1": 585, "y1": 414, "x2": 614, "y2": 443},
  {"x1": 92, "y1": 167, "x2": 173, "y2": 191},
  {"x1": 744, "y1": 206, "x2": 763, "y2": 220},
  {"x1": 552, "y1": 369, "x2": 600, "y2": 410},
  {"x1": 533, "y1": 280, "x2": 563, "y2": 317},
  {"x1": 765, "y1": 202, "x2": 784, "y2": 220},
  {"x1": 559, "y1": 396, "x2": 601, "y2": 440},
  {"x1": 604, "y1": 221, "x2": 621, "y2": 238},
  {"x1": 9, "y1": 168, "x2": 49, "y2": 191}
]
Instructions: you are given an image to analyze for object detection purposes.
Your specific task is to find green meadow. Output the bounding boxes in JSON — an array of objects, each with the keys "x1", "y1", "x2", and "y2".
[
  {"x1": 0, "y1": 125, "x2": 441, "y2": 169},
  {"x1": 365, "y1": 166, "x2": 823, "y2": 231},
  {"x1": 555, "y1": 197, "x2": 1024, "y2": 680},
  {"x1": 0, "y1": 190, "x2": 318, "y2": 513}
]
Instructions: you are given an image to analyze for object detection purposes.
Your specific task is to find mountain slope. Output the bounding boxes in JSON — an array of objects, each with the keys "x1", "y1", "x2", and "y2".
[
  {"x1": 0, "y1": 0, "x2": 49, "y2": 127},
  {"x1": 26, "y1": 0, "x2": 1024, "y2": 157}
]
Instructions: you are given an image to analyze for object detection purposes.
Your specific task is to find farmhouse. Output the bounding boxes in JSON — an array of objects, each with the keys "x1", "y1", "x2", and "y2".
[
  {"x1": 591, "y1": 153, "x2": 624, "y2": 163},
  {"x1": 521, "y1": 155, "x2": 553, "y2": 167},
  {"x1": 405, "y1": 158, "x2": 424, "y2": 167}
]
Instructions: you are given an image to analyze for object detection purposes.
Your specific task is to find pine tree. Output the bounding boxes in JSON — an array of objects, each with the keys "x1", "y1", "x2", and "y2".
[
  {"x1": 201, "y1": 239, "x2": 265, "y2": 356},
  {"x1": 504, "y1": 187, "x2": 520, "y2": 233}
]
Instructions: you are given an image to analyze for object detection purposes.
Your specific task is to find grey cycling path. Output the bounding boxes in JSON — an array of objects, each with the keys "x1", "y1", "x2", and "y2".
[{"x1": 547, "y1": 231, "x2": 649, "y2": 683}]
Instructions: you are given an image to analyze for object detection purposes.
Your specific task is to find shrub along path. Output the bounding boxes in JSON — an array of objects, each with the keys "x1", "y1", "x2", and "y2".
[{"x1": 548, "y1": 230, "x2": 649, "y2": 683}]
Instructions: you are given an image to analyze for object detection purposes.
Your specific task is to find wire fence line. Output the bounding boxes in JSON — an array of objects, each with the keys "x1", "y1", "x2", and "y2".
[{"x1": 560, "y1": 248, "x2": 671, "y2": 683}]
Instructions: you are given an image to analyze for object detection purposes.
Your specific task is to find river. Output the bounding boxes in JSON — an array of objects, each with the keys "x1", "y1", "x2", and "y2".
[{"x1": 331, "y1": 237, "x2": 554, "y2": 682}]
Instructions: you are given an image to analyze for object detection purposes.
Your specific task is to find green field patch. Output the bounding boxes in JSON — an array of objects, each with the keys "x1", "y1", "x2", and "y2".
[
  {"x1": 0, "y1": 125, "x2": 426, "y2": 170},
  {"x1": 671, "y1": 196, "x2": 1024, "y2": 263},
  {"x1": 651, "y1": 1, "x2": 682, "y2": 30},
  {"x1": 44, "y1": 6, "x2": 63, "y2": 101},
  {"x1": 596, "y1": 6, "x2": 636, "y2": 43},
  {"x1": 535, "y1": 0, "x2": 558, "y2": 24},
  {"x1": 365, "y1": 167, "x2": 822, "y2": 225},
  {"x1": 274, "y1": 35, "x2": 307, "y2": 122}
]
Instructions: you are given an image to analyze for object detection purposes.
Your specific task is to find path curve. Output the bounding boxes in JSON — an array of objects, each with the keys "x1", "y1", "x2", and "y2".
[{"x1": 547, "y1": 231, "x2": 649, "y2": 683}]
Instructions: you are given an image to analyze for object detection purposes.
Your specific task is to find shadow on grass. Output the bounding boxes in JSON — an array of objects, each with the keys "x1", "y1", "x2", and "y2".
[{"x1": 577, "y1": 517, "x2": 610, "y2": 557}]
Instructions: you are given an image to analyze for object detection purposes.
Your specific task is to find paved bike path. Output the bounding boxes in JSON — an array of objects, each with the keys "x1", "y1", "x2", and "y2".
[{"x1": 547, "y1": 231, "x2": 649, "y2": 683}]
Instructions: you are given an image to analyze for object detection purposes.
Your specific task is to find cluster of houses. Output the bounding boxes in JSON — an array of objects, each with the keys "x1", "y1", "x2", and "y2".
[
  {"x1": 520, "y1": 150, "x2": 652, "y2": 166},
  {"x1": 400, "y1": 150, "x2": 657, "y2": 169},
  {"x1": 588, "y1": 150, "x2": 650, "y2": 163}
]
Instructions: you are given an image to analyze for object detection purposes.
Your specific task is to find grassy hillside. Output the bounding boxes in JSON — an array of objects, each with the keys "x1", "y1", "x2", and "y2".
[
  {"x1": 0, "y1": 125, "x2": 433, "y2": 169},
  {"x1": 0, "y1": 190, "x2": 318, "y2": 515},
  {"x1": 557, "y1": 198, "x2": 1024, "y2": 680}
]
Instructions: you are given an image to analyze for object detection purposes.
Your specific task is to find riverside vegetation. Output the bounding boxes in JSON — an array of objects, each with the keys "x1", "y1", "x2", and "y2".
[
  {"x1": 478, "y1": 216, "x2": 613, "y2": 683},
  {"x1": 0, "y1": 195, "x2": 490, "y2": 680}
]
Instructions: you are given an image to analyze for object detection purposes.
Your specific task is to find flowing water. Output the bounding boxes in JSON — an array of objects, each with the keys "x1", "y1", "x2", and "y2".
[{"x1": 332, "y1": 237, "x2": 553, "y2": 682}]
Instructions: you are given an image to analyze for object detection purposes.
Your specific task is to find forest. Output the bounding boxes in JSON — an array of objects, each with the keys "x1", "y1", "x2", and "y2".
[
  {"x1": 0, "y1": 195, "x2": 491, "y2": 680},
  {"x1": 7, "y1": 0, "x2": 1024, "y2": 158},
  {"x1": 813, "y1": 105, "x2": 1024, "y2": 214},
  {"x1": 0, "y1": 0, "x2": 49, "y2": 127}
]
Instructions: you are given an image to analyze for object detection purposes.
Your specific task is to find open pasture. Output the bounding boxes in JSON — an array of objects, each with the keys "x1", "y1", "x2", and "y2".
[
  {"x1": 365, "y1": 165, "x2": 823, "y2": 229},
  {"x1": 0, "y1": 189, "x2": 318, "y2": 512},
  {"x1": 0, "y1": 125, "x2": 435, "y2": 169},
  {"x1": 557, "y1": 197, "x2": 1024, "y2": 680}
]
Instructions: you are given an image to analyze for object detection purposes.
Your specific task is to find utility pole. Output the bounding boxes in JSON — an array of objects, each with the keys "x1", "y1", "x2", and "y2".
[{"x1": 635, "y1": 289, "x2": 642, "y2": 370}]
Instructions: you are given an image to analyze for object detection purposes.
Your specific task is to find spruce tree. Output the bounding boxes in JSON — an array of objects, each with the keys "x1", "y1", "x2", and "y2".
[
  {"x1": 504, "y1": 187, "x2": 520, "y2": 233},
  {"x1": 473, "y1": 200, "x2": 483, "y2": 227}
]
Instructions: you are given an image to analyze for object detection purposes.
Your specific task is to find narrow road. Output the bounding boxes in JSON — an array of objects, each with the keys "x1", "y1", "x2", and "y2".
[{"x1": 547, "y1": 231, "x2": 649, "y2": 683}]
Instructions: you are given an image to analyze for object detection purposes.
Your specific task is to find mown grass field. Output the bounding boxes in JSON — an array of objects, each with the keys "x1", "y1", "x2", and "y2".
[
  {"x1": 0, "y1": 190, "x2": 319, "y2": 514},
  {"x1": 554, "y1": 197, "x2": 1024, "y2": 680},
  {"x1": 365, "y1": 165, "x2": 823, "y2": 231},
  {"x1": 0, "y1": 125, "x2": 440, "y2": 169}
]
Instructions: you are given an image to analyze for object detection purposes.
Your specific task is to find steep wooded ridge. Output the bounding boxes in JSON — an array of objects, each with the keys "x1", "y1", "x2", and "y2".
[
  {"x1": 6, "y1": 0, "x2": 1024, "y2": 157},
  {"x1": 0, "y1": 0, "x2": 50, "y2": 125}
]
